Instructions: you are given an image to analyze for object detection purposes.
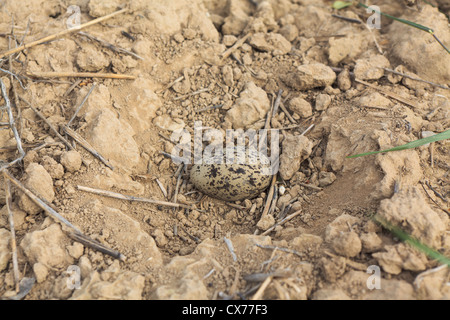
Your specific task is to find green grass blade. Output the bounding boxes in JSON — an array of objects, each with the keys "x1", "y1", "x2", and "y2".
[
  {"x1": 374, "y1": 215, "x2": 450, "y2": 267},
  {"x1": 332, "y1": 1, "x2": 353, "y2": 9},
  {"x1": 347, "y1": 130, "x2": 450, "y2": 158},
  {"x1": 357, "y1": 2, "x2": 450, "y2": 54},
  {"x1": 357, "y1": 2, "x2": 433, "y2": 33}
]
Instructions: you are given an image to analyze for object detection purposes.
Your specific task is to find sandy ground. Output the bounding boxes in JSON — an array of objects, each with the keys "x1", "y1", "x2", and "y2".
[{"x1": 0, "y1": 0, "x2": 449, "y2": 300}]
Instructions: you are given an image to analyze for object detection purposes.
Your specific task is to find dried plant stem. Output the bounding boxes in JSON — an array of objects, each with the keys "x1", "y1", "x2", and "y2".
[
  {"x1": 300, "y1": 123, "x2": 315, "y2": 136},
  {"x1": 279, "y1": 102, "x2": 296, "y2": 124},
  {"x1": 261, "y1": 209, "x2": 302, "y2": 236},
  {"x1": 362, "y1": 21, "x2": 383, "y2": 54},
  {"x1": 224, "y1": 202, "x2": 247, "y2": 210},
  {"x1": 2, "y1": 169, "x2": 81, "y2": 233},
  {"x1": 20, "y1": 99, "x2": 72, "y2": 150},
  {"x1": 68, "y1": 232, "x2": 125, "y2": 261},
  {"x1": 62, "y1": 125, "x2": 114, "y2": 170},
  {"x1": 355, "y1": 79, "x2": 419, "y2": 109},
  {"x1": 155, "y1": 179, "x2": 168, "y2": 199},
  {"x1": 261, "y1": 175, "x2": 277, "y2": 220},
  {"x1": 2, "y1": 170, "x2": 125, "y2": 260},
  {"x1": 27, "y1": 71, "x2": 136, "y2": 80},
  {"x1": 0, "y1": 8, "x2": 128, "y2": 59},
  {"x1": 172, "y1": 164, "x2": 184, "y2": 207},
  {"x1": 157, "y1": 76, "x2": 184, "y2": 94},
  {"x1": 256, "y1": 244, "x2": 303, "y2": 258},
  {"x1": 271, "y1": 89, "x2": 283, "y2": 117},
  {"x1": 221, "y1": 33, "x2": 252, "y2": 61},
  {"x1": 0, "y1": 78, "x2": 25, "y2": 170},
  {"x1": 20, "y1": 98, "x2": 89, "y2": 167},
  {"x1": 77, "y1": 31, "x2": 143, "y2": 60},
  {"x1": 173, "y1": 88, "x2": 209, "y2": 101},
  {"x1": 251, "y1": 275, "x2": 272, "y2": 300},
  {"x1": 298, "y1": 182, "x2": 323, "y2": 191},
  {"x1": 224, "y1": 237, "x2": 237, "y2": 261},
  {"x1": 67, "y1": 83, "x2": 96, "y2": 127},
  {"x1": 383, "y1": 68, "x2": 449, "y2": 90},
  {"x1": 4, "y1": 176, "x2": 20, "y2": 293},
  {"x1": 77, "y1": 185, "x2": 194, "y2": 210}
]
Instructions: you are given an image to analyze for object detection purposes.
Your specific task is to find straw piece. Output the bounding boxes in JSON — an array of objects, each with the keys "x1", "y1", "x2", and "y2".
[
  {"x1": 2, "y1": 170, "x2": 82, "y2": 233},
  {"x1": 173, "y1": 88, "x2": 209, "y2": 101},
  {"x1": 221, "y1": 33, "x2": 252, "y2": 61},
  {"x1": 77, "y1": 31, "x2": 143, "y2": 60},
  {"x1": 20, "y1": 98, "x2": 72, "y2": 150},
  {"x1": 4, "y1": 176, "x2": 20, "y2": 293},
  {"x1": 355, "y1": 78, "x2": 419, "y2": 109},
  {"x1": 1, "y1": 170, "x2": 126, "y2": 260},
  {"x1": 271, "y1": 89, "x2": 283, "y2": 117},
  {"x1": 261, "y1": 209, "x2": 302, "y2": 236},
  {"x1": 256, "y1": 244, "x2": 304, "y2": 258},
  {"x1": 0, "y1": 8, "x2": 128, "y2": 59},
  {"x1": 67, "y1": 83, "x2": 96, "y2": 127},
  {"x1": 27, "y1": 71, "x2": 136, "y2": 80},
  {"x1": 77, "y1": 185, "x2": 194, "y2": 209},
  {"x1": 251, "y1": 275, "x2": 272, "y2": 300},
  {"x1": 62, "y1": 125, "x2": 114, "y2": 170},
  {"x1": 224, "y1": 236, "x2": 237, "y2": 262},
  {"x1": 279, "y1": 101, "x2": 296, "y2": 124},
  {"x1": 383, "y1": 68, "x2": 449, "y2": 90},
  {"x1": 260, "y1": 175, "x2": 277, "y2": 220},
  {"x1": 0, "y1": 78, "x2": 25, "y2": 169},
  {"x1": 68, "y1": 232, "x2": 125, "y2": 261},
  {"x1": 20, "y1": 98, "x2": 89, "y2": 167}
]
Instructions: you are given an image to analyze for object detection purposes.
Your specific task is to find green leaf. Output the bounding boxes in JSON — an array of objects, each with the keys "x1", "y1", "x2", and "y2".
[
  {"x1": 374, "y1": 215, "x2": 450, "y2": 267},
  {"x1": 332, "y1": 1, "x2": 353, "y2": 10},
  {"x1": 357, "y1": 2, "x2": 449, "y2": 53},
  {"x1": 347, "y1": 129, "x2": 450, "y2": 158}
]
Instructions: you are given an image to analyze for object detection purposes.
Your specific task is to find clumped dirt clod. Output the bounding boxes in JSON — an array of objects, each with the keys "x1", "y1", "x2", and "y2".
[{"x1": 0, "y1": 0, "x2": 449, "y2": 300}]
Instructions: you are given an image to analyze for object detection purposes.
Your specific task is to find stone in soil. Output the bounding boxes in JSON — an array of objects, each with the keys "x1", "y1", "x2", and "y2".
[
  {"x1": 279, "y1": 133, "x2": 313, "y2": 181},
  {"x1": 225, "y1": 82, "x2": 270, "y2": 129},
  {"x1": 18, "y1": 163, "x2": 55, "y2": 215},
  {"x1": 60, "y1": 150, "x2": 82, "y2": 173},
  {"x1": 376, "y1": 186, "x2": 448, "y2": 248},
  {"x1": 20, "y1": 223, "x2": 73, "y2": 269},
  {"x1": 282, "y1": 63, "x2": 336, "y2": 91}
]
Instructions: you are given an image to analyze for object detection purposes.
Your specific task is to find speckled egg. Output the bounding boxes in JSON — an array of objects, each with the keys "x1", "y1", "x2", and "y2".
[{"x1": 189, "y1": 147, "x2": 273, "y2": 201}]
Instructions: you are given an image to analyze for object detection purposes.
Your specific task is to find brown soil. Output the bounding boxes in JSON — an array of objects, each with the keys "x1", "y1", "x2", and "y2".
[{"x1": 0, "y1": 0, "x2": 449, "y2": 300}]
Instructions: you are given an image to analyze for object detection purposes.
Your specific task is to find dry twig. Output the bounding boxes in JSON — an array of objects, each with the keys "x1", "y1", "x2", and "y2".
[
  {"x1": 173, "y1": 88, "x2": 209, "y2": 101},
  {"x1": 20, "y1": 98, "x2": 72, "y2": 150},
  {"x1": 0, "y1": 78, "x2": 25, "y2": 170},
  {"x1": 67, "y1": 83, "x2": 96, "y2": 127},
  {"x1": 4, "y1": 176, "x2": 20, "y2": 293},
  {"x1": 68, "y1": 232, "x2": 125, "y2": 261},
  {"x1": 77, "y1": 31, "x2": 143, "y2": 60},
  {"x1": 62, "y1": 125, "x2": 114, "y2": 170},
  {"x1": 0, "y1": 8, "x2": 128, "y2": 59},
  {"x1": 279, "y1": 101, "x2": 296, "y2": 124},
  {"x1": 27, "y1": 71, "x2": 136, "y2": 80},
  {"x1": 383, "y1": 68, "x2": 449, "y2": 90},
  {"x1": 251, "y1": 275, "x2": 272, "y2": 300},
  {"x1": 77, "y1": 185, "x2": 194, "y2": 210},
  {"x1": 261, "y1": 209, "x2": 302, "y2": 236},
  {"x1": 2, "y1": 169, "x2": 81, "y2": 233},
  {"x1": 255, "y1": 244, "x2": 304, "y2": 258},
  {"x1": 355, "y1": 78, "x2": 419, "y2": 109},
  {"x1": 221, "y1": 33, "x2": 252, "y2": 61},
  {"x1": 1, "y1": 171, "x2": 125, "y2": 260},
  {"x1": 224, "y1": 236, "x2": 237, "y2": 262}
]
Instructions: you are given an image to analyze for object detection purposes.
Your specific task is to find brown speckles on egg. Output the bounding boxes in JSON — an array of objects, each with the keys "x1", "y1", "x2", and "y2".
[{"x1": 189, "y1": 149, "x2": 273, "y2": 201}]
